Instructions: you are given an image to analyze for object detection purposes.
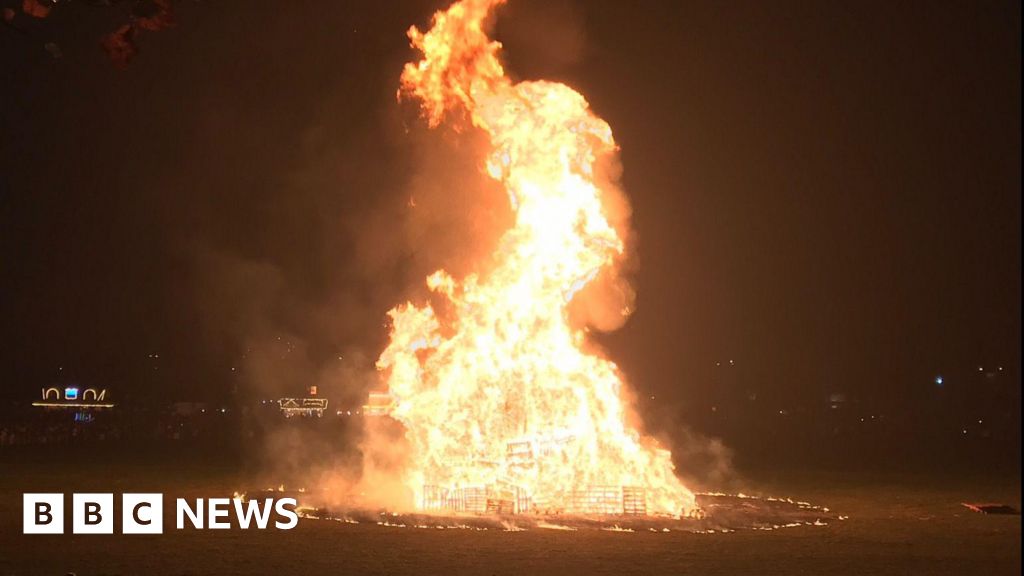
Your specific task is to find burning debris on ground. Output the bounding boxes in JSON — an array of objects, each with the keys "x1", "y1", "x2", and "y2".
[
  {"x1": 237, "y1": 484, "x2": 838, "y2": 534},
  {"x1": 961, "y1": 503, "x2": 1020, "y2": 515}
]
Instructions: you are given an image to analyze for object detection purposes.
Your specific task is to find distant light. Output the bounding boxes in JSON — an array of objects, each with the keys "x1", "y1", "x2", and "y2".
[
  {"x1": 962, "y1": 429, "x2": 968, "y2": 434},
  {"x1": 935, "y1": 376, "x2": 944, "y2": 386},
  {"x1": 998, "y1": 366, "x2": 1004, "y2": 372},
  {"x1": 65, "y1": 387, "x2": 79, "y2": 400},
  {"x1": 978, "y1": 366, "x2": 984, "y2": 372},
  {"x1": 728, "y1": 359, "x2": 734, "y2": 365}
]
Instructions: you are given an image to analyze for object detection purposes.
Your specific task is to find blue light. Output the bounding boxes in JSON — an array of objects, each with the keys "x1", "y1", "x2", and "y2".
[
  {"x1": 65, "y1": 387, "x2": 79, "y2": 400},
  {"x1": 935, "y1": 376, "x2": 944, "y2": 386}
]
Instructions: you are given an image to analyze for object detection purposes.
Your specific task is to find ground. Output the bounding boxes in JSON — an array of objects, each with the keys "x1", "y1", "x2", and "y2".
[{"x1": 0, "y1": 452, "x2": 1019, "y2": 576}]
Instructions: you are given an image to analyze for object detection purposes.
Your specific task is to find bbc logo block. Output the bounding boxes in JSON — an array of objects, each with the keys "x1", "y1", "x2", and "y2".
[
  {"x1": 23, "y1": 494, "x2": 64, "y2": 534},
  {"x1": 122, "y1": 493, "x2": 163, "y2": 534},
  {"x1": 73, "y1": 493, "x2": 114, "y2": 534},
  {"x1": 24, "y1": 493, "x2": 163, "y2": 535}
]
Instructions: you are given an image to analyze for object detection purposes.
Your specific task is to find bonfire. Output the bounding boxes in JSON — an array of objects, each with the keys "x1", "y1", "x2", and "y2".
[{"x1": 373, "y1": 0, "x2": 695, "y2": 517}]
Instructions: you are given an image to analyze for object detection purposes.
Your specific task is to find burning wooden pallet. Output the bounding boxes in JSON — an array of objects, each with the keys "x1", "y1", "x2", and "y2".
[{"x1": 422, "y1": 484, "x2": 647, "y2": 516}]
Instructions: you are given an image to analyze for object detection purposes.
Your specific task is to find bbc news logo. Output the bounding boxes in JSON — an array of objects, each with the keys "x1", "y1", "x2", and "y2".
[{"x1": 23, "y1": 494, "x2": 299, "y2": 534}]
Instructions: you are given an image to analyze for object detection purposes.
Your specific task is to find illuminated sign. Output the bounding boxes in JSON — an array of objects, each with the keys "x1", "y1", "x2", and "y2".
[
  {"x1": 34, "y1": 387, "x2": 114, "y2": 409},
  {"x1": 277, "y1": 398, "x2": 328, "y2": 417}
]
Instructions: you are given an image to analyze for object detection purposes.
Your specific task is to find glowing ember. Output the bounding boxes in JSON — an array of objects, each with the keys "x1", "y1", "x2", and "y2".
[{"x1": 375, "y1": 0, "x2": 695, "y2": 516}]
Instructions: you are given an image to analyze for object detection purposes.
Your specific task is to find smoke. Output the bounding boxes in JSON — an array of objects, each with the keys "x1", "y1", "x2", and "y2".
[
  {"x1": 190, "y1": 246, "x2": 380, "y2": 405},
  {"x1": 668, "y1": 427, "x2": 739, "y2": 494},
  {"x1": 180, "y1": 41, "x2": 521, "y2": 498},
  {"x1": 496, "y1": 0, "x2": 588, "y2": 73},
  {"x1": 354, "y1": 416, "x2": 416, "y2": 510}
]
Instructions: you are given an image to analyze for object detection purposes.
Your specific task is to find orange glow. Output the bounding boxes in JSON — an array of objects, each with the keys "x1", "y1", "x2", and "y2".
[{"x1": 376, "y1": 0, "x2": 695, "y2": 516}]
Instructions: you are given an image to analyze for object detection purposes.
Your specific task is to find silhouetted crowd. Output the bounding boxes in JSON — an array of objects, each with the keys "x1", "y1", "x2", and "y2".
[{"x1": 0, "y1": 411, "x2": 230, "y2": 447}]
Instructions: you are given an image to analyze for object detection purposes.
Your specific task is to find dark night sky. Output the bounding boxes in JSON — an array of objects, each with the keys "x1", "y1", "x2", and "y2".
[{"x1": 1, "y1": 1, "x2": 1020, "y2": 424}]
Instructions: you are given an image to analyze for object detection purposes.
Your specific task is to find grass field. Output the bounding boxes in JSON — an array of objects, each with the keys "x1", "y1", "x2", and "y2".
[{"x1": 0, "y1": 452, "x2": 1019, "y2": 576}]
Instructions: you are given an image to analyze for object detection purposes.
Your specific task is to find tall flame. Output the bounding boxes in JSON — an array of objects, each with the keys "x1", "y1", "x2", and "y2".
[{"x1": 376, "y1": 0, "x2": 695, "y2": 516}]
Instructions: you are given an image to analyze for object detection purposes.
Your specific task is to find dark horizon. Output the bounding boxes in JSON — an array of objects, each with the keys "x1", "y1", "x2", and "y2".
[{"x1": 1, "y1": 0, "x2": 1019, "y2": 450}]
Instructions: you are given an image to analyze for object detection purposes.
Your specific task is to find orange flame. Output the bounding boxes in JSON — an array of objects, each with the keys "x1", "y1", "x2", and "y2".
[{"x1": 377, "y1": 0, "x2": 695, "y2": 516}]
